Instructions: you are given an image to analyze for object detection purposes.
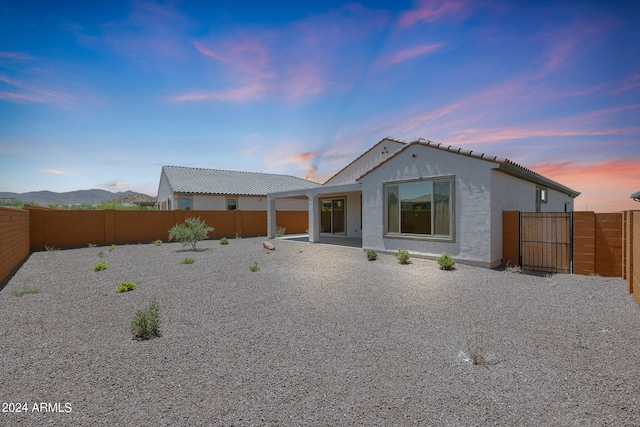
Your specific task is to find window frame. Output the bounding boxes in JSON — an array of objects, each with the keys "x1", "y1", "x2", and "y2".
[
  {"x1": 383, "y1": 176, "x2": 455, "y2": 242},
  {"x1": 227, "y1": 198, "x2": 237, "y2": 211},
  {"x1": 537, "y1": 187, "x2": 548, "y2": 203},
  {"x1": 536, "y1": 186, "x2": 548, "y2": 213},
  {"x1": 179, "y1": 197, "x2": 192, "y2": 210}
]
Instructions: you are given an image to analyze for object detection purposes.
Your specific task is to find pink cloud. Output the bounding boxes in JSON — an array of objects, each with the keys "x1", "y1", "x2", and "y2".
[
  {"x1": 398, "y1": 0, "x2": 469, "y2": 28},
  {"x1": 262, "y1": 145, "x2": 320, "y2": 179},
  {"x1": 104, "y1": 182, "x2": 128, "y2": 190},
  {"x1": 613, "y1": 72, "x2": 640, "y2": 94},
  {"x1": 168, "y1": 83, "x2": 269, "y2": 103},
  {"x1": 529, "y1": 159, "x2": 640, "y2": 212},
  {"x1": 41, "y1": 169, "x2": 68, "y2": 175},
  {"x1": 532, "y1": 18, "x2": 612, "y2": 77},
  {"x1": 376, "y1": 43, "x2": 442, "y2": 68},
  {"x1": 282, "y1": 63, "x2": 324, "y2": 100},
  {"x1": 177, "y1": 4, "x2": 389, "y2": 104},
  {"x1": 97, "y1": 0, "x2": 192, "y2": 61},
  {"x1": 0, "y1": 75, "x2": 74, "y2": 105},
  {"x1": 193, "y1": 38, "x2": 274, "y2": 79},
  {"x1": 0, "y1": 51, "x2": 34, "y2": 61}
]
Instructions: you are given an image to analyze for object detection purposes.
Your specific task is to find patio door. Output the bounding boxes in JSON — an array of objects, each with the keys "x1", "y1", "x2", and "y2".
[{"x1": 320, "y1": 198, "x2": 345, "y2": 234}]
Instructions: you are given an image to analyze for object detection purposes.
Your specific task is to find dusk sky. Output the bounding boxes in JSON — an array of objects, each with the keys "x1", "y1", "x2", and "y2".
[{"x1": 1, "y1": 0, "x2": 639, "y2": 212}]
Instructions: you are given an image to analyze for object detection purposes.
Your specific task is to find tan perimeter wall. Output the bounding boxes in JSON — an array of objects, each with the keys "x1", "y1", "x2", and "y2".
[
  {"x1": 503, "y1": 211, "x2": 625, "y2": 278},
  {"x1": 635, "y1": 212, "x2": 640, "y2": 307},
  {"x1": 29, "y1": 209, "x2": 308, "y2": 251},
  {"x1": 0, "y1": 207, "x2": 30, "y2": 287},
  {"x1": 573, "y1": 212, "x2": 623, "y2": 277},
  {"x1": 501, "y1": 211, "x2": 520, "y2": 266},
  {"x1": 624, "y1": 211, "x2": 640, "y2": 307}
]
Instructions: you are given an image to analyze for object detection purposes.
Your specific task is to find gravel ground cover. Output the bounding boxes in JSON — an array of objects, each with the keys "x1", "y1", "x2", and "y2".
[{"x1": 1, "y1": 237, "x2": 639, "y2": 426}]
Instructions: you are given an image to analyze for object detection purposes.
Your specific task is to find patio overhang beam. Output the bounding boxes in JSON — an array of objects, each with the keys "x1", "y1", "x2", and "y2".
[{"x1": 267, "y1": 183, "x2": 362, "y2": 239}]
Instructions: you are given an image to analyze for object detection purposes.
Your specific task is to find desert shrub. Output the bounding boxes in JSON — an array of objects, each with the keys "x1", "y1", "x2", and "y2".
[
  {"x1": 154, "y1": 239, "x2": 162, "y2": 247},
  {"x1": 275, "y1": 226, "x2": 286, "y2": 237},
  {"x1": 573, "y1": 326, "x2": 587, "y2": 349},
  {"x1": 504, "y1": 263, "x2": 522, "y2": 273},
  {"x1": 115, "y1": 281, "x2": 137, "y2": 293},
  {"x1": 131, "y1": 298, "x2": 160, "y2": 340},
  {"x1": 168, "y1": 217, "x2": 214, "y2": 251},
  {"x1": 11, "y1": 285, "x2": 41, "y2": 297},
  {"x1": 395, "y1": 249, "x2": 410, "y2": 264},
  {"x1": 366, "y1": 249, "x2": 378, "y2": 261},
  {"x1": 249, "y1": 261, "x2": 260, "y2": 272},
  {"x1": 93, "y1": 261, "x2": 108, "y2": 271},
  {"x1": 108, "y1": 244, "x2": 116, "y2": 252},
  {"x1": 220, "y1": 237, "x2": 229, "y2": 245},
  {"x1": 180, "y1": 257, "x2": 195, "y2": 264},
  {"x1": 437, "y1": 253, "x2": 455, "y2": 270}
]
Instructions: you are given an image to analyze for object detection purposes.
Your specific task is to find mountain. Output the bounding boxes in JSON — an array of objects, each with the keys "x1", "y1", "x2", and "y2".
[{"x1": 0, "y1": 189, "x2": 155, "y2": 206}]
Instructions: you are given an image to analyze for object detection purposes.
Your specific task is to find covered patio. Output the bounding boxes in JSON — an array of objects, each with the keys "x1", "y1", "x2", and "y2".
[{"x1": 267, "y1": 183, "x2": 362, "y2": 246}]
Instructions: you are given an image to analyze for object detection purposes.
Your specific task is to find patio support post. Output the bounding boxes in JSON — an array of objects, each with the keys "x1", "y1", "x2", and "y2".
[
  {"x1": 266, "y1": 195, "x2": 277, "y2": 239},
  {"x1": 308, "y1": 195, "x2": 320, "y2": 243}
]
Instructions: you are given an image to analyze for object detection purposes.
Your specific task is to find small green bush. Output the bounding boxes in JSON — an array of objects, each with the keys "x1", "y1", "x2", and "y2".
[
  {"x1": 437, "y1": 253, "x2": 455, "y2": 270},
  {"x1": 93, "y1": 261, "x2": 108, "y2": 271},
  {"x1": 395, "y1": 249, "x2": 410, "y2": 264},
  {"x1": 108, "y1": 244, "x2": 116, "y2": 252},
  {"x1": 275, "y1": 226, "x2": 286, "y2": 237},
  {"x1": 168, "y1": 217, "x2": 214, "y2": 251},
  {"x1": 220, "y1": 237, "x2": 229, "y2": 245},
  {"x1": 116, "y1": 281, "x2": 137, "y2": 293},
  {"x1": 249, "y1": 261, "x2": 260, "y2": 272},
  {"x1": 366, "y1": 249, "x2": 378, "y2": 261},
  {"x1": 180, "y1": 257, "x2": 195, "y2": 264},
  {"x1": 154, "y1": 239, "x2": 163, "y2": 247},
  {"x1": 131, "y1": 298, "x2": 160, "y2": 340},
  {"x1": 11, "y1": 285, "x2": 41, "y2": 297}
]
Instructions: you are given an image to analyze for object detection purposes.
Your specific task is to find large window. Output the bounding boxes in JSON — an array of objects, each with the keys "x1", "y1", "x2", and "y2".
[{"x1": 385, "y1": 178, "x2": 452, "y2": 238}]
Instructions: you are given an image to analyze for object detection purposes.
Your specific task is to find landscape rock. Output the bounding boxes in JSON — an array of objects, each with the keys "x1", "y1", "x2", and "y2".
[{"x1": 263, "y1": 241, "x2": 275, "y2": 250}]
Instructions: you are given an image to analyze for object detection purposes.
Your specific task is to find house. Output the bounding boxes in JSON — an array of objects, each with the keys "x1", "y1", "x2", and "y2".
[
  {"x1": 156, "y1": 165, "x2": 320, "y2": 211},
  {"x1": 266, "y1": 137, "x2": 580, "y2": 268}
]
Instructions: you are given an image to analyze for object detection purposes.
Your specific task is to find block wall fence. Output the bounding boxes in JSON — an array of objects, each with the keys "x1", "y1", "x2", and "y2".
[
  {"x1": 0, "y1": 207, "x2": 30, "y2": 288},
  {"x1": 503, "y1": 210, "x2": 639, "y2": 307},
  {"x1": 622, "y1": 211, "x2": 640, "y2": 307},
  {"x1": 2, "y1": 207, "x2": 639, "y2": 308},
  {"x1": 0, "y1": 208, "x2": 308, "y2": 287}
]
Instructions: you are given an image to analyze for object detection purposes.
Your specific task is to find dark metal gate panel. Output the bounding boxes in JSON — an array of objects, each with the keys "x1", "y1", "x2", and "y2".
[{"x1": 520, "y1": 212, "x2": 572, "y2": 273}]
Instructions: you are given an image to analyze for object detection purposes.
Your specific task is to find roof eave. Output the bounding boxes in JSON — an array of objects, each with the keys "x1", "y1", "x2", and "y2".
[
  {"x1": 323, "y1": 136, "x2": 406, "y2": 185},
  {"x1": 497, "y1": 163, "x2": 581, "y2": 198}
]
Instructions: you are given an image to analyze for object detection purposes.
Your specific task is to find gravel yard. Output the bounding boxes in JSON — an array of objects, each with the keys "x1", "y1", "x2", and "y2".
[{"x1": 1, "y1": 237, "x2": 639, "y2": 426}]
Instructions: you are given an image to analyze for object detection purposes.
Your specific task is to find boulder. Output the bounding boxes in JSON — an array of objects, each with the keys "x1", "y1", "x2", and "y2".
[{"x1": 263, "y1": 241, "x2": 275, "y2": 250}]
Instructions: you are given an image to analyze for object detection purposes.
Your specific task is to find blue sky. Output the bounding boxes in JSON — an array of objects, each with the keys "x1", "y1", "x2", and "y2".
[{"x1": 1, "y1": 0, "x2": 638, "y2": 212}]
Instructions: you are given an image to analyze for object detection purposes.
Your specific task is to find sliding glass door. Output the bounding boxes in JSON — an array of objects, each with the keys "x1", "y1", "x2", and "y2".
[{"x1": 320, "y1": 198, "x2": 345, "y2": 234}]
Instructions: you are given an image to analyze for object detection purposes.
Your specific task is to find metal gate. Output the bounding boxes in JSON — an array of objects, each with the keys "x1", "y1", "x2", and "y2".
[{"x1": 520, "y1": 212, "x2": 572, "y2": 273}]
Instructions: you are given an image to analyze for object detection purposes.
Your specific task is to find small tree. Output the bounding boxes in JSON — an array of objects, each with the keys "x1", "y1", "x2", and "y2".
[{"x1": 168, "y1": 217, "x2": 214, "y2": 251}]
